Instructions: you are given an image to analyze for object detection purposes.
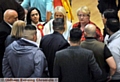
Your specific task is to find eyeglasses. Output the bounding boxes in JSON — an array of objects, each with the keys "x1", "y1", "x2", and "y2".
[{"x1": 77, "y1": 14, "x2": 89, "y2": 17}]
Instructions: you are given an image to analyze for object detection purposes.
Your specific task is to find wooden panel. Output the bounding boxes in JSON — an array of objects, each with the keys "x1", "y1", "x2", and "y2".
[{"x1": 71, "y1": 0, "x2": 104, "y2": 33}]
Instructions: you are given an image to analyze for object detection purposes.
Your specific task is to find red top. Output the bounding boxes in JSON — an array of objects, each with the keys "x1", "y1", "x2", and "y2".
[{"x1": 73, "y1": 21, "x2": 103, "y2": 42}]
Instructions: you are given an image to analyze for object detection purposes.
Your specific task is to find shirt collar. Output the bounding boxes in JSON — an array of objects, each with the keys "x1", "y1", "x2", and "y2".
[{"x1": 21, "y1": 38, "x2": 39, "y2": 47}]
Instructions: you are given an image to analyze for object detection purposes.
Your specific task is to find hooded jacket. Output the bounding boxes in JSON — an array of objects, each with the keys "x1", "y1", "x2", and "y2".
[{"x1": 2, "y1": 38, "x2": 47, "y2": 78}]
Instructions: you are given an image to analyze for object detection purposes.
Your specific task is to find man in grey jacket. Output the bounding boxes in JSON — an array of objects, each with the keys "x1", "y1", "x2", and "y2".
[
  {"x1": 53, "y1": 28, "x2": 102, "y2": 82},
  {"x1": 2, "y1": 25, "x2": 48, "y2": 78}
]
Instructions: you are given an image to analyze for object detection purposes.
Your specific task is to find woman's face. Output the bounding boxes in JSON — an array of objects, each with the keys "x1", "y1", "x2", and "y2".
[
  {"x1": 30, "y1": 9, "x2": 40, "y2": 24},
  {"x1": 77, "y1": 11, "x2": 89, "y2": 24},
  {"x1": 54, "y1": 12, "x2": 64, "y2": 19}
]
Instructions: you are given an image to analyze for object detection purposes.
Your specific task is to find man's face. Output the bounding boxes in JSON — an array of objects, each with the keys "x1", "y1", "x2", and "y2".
[
  {"x1": 8, "y1": 14, "x2": 18, "y2": 25},
  {"x1": 30, "y1": 9, "x2": 40, "y2": 24},
  {"x1": 77, "y1": 11, "x2": 89, "y2": 24}
]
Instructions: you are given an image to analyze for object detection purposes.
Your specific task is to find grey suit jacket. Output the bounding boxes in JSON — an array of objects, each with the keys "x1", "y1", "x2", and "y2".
[{"x1": 53, "y1": 46, "x2": 102, "y2": 82}]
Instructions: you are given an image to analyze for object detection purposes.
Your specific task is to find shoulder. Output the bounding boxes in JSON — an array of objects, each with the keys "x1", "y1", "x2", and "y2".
[
  {"x1": 55, "y1": 48, "x2": 68, "y2": 57},
  {"x1": 35, "y1": 49, "x2": 45, "y2": 58},
  {"x1": 73, "y1": 22, "x2": 80, "y2": 28}
]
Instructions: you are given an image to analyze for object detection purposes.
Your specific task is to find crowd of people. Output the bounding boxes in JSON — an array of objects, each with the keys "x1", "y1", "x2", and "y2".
[{"x1": 0, "y1": 0, "x2": 120, "y2": 82}]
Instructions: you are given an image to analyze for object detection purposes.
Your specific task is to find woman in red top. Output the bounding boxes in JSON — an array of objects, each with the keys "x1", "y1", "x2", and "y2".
[{"x1": 73, "y1": 6, "x2": 103, "y2": 42}]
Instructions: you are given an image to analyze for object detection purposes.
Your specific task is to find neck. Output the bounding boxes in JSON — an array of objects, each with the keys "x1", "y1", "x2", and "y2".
[
  {"x1": 81, "y1": 22, "x2": 88, "y2": 26},
  {"x1": 70, "y1": 41, "x2": 80, "y2": 46},
  {"x1": 55, "y1": 30, "x2": 64, "y2": 34}
]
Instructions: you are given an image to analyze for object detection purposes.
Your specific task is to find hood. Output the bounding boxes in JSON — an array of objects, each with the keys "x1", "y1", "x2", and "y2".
[{"x1": 7, "y1": 39, "x2": 38, "y2": 56}]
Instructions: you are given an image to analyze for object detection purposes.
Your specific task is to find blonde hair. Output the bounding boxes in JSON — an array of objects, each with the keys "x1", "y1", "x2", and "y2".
[
  {"x1": 54, "y1": 6, "x2": 67, "y2": 31},
  {"x1": 11, "y1": 20, "x2": 26, "y2": 38},
  {"x1": 77, "y1": 6, "x2": 90, "y2": 16}
]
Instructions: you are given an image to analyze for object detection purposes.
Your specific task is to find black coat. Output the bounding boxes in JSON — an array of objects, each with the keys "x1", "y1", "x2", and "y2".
[
  {"x1": 0, "y1": 21, "x2": 11, "y2": 77},
  {"x1": 97, "y1": 0, "x2": 120, "y2": 14},
  {"x1": 0, "y1": 0, "x2": 25, "y2": 22},
  {"x1": 40, "y1": 31, "x2": 70, "y2": 77}
]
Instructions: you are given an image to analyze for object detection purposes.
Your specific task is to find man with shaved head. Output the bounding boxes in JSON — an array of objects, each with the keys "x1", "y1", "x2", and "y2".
[
  {"x1": 0, "y1": 9, "x2": 18, "y2": 77},
  {"x1": 80, "y1": 24, "x2": 116, "y2": 82}
]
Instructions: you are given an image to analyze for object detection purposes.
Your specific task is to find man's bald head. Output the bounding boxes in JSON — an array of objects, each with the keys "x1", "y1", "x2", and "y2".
[
  {"x1": 84, "y1": 24, "x2": 96, "y2": 37},
  {"x1": 4, "y1": 9, "x2": 18, "y2": 25}
]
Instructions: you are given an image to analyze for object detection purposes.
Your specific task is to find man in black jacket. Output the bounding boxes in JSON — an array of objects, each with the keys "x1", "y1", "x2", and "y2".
[
  {"x1": 0, "y1": 9, "x2": 18, "y2": 77},
  {"x1": 40, "y1": 18, "x2": 70, "y2": 77}
]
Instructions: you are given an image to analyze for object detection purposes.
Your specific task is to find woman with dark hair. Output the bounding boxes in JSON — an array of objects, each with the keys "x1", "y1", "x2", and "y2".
[{"x1": 26, "y1": 7, "x2": 45, "y2": 46}]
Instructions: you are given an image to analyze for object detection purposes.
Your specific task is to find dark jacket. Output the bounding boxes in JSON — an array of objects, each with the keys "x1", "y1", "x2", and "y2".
[
  {"x1": 53, "y1": 46, "x2": 102, "y2": 82},
  {"x1": 0, "y1": 0, "x2": 25, "y2": 22},
  {"x1": 80, "y1": 38, "x2": 112, "y2": 81},
  {"x1": 3, "y1": 38, "x2": 47, "y2": 78},
  {"x1": 97, "y1": 0, "x2": 119, "y2": 14},
  {"x1": 40, "y1": 31, "x2": 70, "y2": 77},
  {"x1": 5, "y1": 35, "x2": 20, "y2": 48},
  {"x1": 0, "y1": 21, "x2": 11, "y2": 77}
]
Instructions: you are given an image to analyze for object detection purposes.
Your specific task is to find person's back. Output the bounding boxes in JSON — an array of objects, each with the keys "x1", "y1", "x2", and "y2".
[
  {"x1": 80, "y1": 24, "x2": 116, "y2": 81},
  {"x1": 40, "y1": 18, "x2": 70, "y2": 77},
  {"x1": 3, "y1": 25, "x2": 47, "y2": 77},
  {"x1": 0, "y1": 0, "x2": 25, "y2": 22},
  {"x1": 53, "y1": 28, "x2": 102, "y2": 82}
]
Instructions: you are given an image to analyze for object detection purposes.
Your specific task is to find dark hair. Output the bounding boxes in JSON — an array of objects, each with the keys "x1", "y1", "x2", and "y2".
[
  {"x1": 24, "y1": 24, "x2": 36, "y2": 30},
  {"x1": 26, "y1": 7, "x2": 42, "y2": 24},
  {"x1": 70, "y1": 28, "x2": 82, "y2": 42},
  {"x1": 106, "y1": 18, "x2": 119, "y2": 33},
  {"x1": 53, "y1": 18, "x2": 65, "y2": 31},
  {"x1": 103, "y1": 9, "x2": 119, "y2": 20}
]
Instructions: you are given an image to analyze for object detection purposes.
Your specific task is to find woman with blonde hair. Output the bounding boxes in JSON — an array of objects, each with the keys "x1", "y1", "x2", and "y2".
[
  {"x1": 5, "y1": 20, "x2": 26, "y2": 47},
  {"x1": 44, "y1": 6, "x2": 72, "y2": 40},
  {"x1": 73, "y1": 6, "x2": 103, "y2": 42}
]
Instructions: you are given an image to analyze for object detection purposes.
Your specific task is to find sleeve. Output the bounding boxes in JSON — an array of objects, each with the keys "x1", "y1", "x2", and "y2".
[
  {"x1": 104, "y1": 45, "x2": 112, "y2": 60},
  {"x1": 46, "y1": 0, "x2": 53, "y2": 12},
  {"x1": 2, "y1": 48, "x2": 13, "y2": 77},
  {"x1": 88, "y1": 51, "x2": 102, "y2": 79},
  {"x1": 30, "y1": 50, "x2": 46, "y2": 77},
  {"x1": 21, "y1": 0, "x2": 30, "y2": 9},
  {"x1": 43, "y1": 20, "x2": 52, "y2": 35},
  {"x1": 67, "y1": 22, "x2": 72, "y2": 40}
]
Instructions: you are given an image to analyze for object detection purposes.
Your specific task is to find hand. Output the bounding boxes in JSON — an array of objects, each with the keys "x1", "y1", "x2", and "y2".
[{"x1": 106, "y1": 75, "x2": 112, "y2": 82}]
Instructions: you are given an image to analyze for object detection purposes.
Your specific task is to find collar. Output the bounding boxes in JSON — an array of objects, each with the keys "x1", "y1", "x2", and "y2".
[
  {"x1": 21, "y1": 38, "x2": 39, "y2": 47},
  {"x1": 85, "y1": 37, "x2": 96, "y2": 39},
  {"x1": 5, "y1": 21, "x2": 12, "y2": 28},
  {"x1": 31, "y1": 22, "x2": 45, "y2": 27}
]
